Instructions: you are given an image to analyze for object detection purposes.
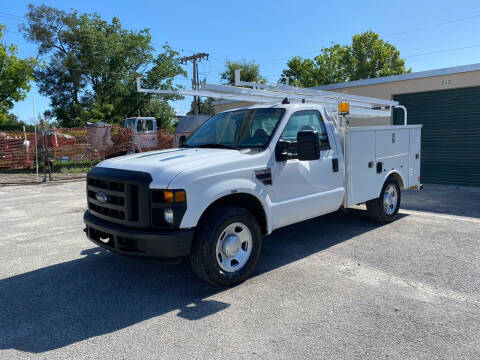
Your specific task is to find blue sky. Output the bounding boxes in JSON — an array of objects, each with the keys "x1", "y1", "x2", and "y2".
[{"x1": 3, "y1": 0, "x2": 480, "y2": 122}]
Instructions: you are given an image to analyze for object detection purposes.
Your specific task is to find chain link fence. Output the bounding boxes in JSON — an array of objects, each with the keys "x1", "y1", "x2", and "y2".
[{"x1": 0, "y1": 125, "x2": 173, "y2": 185}]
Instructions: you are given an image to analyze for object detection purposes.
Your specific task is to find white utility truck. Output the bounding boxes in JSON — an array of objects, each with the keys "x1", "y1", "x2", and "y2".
[{"x1": 83, "y1": 73, "x2": 422, "y2": 286}]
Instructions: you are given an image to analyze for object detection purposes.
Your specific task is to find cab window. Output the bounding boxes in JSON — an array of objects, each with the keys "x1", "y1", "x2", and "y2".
[
  {"x1": 280, "y1": 110, "x2": 330, "y2": 150},
  {"x1": 145, "y1": 119, "x2": 154, "y2": 131}
]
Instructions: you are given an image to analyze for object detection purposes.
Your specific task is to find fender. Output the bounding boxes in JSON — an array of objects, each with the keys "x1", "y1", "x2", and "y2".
[
  {"x1": 378, "y1": 170, "x2": 406, "y2": 197},
  {"x1": 179, "y1": 178, "x2": 273, "y2": 233}
]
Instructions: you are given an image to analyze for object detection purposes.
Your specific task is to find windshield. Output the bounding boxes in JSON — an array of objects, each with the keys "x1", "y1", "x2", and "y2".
[
  {"x1": 184, "y1": 108, "x2": 285, "y2": 149},
  {"x1": 123, "y1": 118, "x2": 136, "y2": 129}
]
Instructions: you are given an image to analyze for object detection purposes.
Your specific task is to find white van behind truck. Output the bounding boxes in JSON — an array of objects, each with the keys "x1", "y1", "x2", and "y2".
[{"x1": 83, "y1": 77, "x2": 422, "y2": 286}]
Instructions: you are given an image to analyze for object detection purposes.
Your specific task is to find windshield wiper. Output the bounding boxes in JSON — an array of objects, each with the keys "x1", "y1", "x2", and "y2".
[{"x1": 196, "y1": 143, "x2": 239, "y2": 150}]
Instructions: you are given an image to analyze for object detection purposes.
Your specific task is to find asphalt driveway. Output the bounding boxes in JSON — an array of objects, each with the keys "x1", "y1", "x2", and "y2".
[{"x1": 0, "y1": 181, "x2": 479, "y2": 359}]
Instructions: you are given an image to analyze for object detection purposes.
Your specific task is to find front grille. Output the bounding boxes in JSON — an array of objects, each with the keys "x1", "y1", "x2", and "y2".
[
  {"x1": 87, "y1": 190, "x2": 124, "y2": 206},
  {"x1": 87, "y1": 167, "x2": 152, "y2": 228},
  {"x1": 87, "y1": 178, "x2": 125, "y2": 192},
  {"x1": 88, "y1": 202, "x2": 125, "y2": 220}
]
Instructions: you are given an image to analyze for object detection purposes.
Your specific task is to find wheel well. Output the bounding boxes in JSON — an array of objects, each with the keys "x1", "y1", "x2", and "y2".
[
  {"x1": 387, "y1": 172, "x2": 405, "y2": 189},
  {"x1": 199, "y1": 193, "x2": 268, "y2": 235}
]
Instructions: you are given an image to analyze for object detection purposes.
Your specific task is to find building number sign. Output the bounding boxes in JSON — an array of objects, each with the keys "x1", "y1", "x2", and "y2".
[{"x1": 440, "y1": 79, "x2": 452, "y2": 86}]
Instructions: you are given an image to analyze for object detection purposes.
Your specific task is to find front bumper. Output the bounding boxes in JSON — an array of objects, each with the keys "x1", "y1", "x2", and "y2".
[{"x1": 83, "y1": 211, "x2": 194, "y2": 258}]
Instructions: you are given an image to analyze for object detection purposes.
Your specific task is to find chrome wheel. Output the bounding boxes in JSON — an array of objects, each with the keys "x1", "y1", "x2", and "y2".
[
  {"x1": 383, "y1": 184, "x2": 398, "y2": 215},
  {"x1": 215, "y1": 222, "x2": 252, "y2": 273}
]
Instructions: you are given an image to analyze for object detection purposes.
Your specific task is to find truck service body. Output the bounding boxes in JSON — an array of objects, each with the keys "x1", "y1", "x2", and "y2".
[{"x1": 84, "y1": 77, "x2": 422, "y2": 285}]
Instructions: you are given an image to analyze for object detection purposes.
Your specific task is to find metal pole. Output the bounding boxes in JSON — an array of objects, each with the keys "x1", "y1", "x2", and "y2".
[
  {"x1": 179, "y1": 53, "x2": 209, "y2": 116},
  {"x1": 33, "y1": 96, "x2": 39, "y2": 183},
  {"x1": 131, "y1": 126, "x2": 135, "y2": 154},
  {"x1": 193, "y1": 58, "x2": 198, "y2": 115},
  {"x1": 41, "y1": 120, "x2": 47, "y2": 182},
  {"x1": 394, "y1": 105, "x2": 408, "y2": 125}
]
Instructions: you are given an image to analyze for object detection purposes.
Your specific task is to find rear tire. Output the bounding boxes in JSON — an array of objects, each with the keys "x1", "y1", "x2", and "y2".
[
  {"x1": 366, "y1": 179, "x2": 401, "y2": 223},
  {"x1": 190, "y1": 205, "x2": 262, "y2": 286}
]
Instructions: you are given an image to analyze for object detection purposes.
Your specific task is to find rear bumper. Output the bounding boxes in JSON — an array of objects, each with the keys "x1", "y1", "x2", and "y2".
[{"x1": 83, "y1": 211, "x2": 194, "y2": 258}]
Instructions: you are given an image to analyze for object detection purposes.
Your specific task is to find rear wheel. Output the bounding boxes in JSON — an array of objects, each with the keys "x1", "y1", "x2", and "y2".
[
  {"x1": 190, "y1": 205, "x2": 262, "y2": 286},
  {"x1": 366, "y1": 179, "x2": 401, "y2": 223}
]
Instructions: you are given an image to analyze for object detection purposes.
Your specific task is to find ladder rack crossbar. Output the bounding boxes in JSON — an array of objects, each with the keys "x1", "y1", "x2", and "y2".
[
  {"x1": 136, "y1": 78, "x2": 279, "y2": 103},
  {"x1": 136, "y1": 77, "x2": 398, "y2": 113},
  {"x1": 201, "y1": 82, "x2": 389, "y2": 109},
  {"x1": 233, "y1": 69, "x2": 398, "y2": 107}
]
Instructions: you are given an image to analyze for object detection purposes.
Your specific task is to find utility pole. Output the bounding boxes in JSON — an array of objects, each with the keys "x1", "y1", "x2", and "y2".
[{"x1": 179, "y1": 53, "x2": 209, "y2": 115}]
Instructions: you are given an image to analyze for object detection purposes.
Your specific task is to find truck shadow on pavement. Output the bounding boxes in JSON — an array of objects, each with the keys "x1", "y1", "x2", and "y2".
[{"x1": 0, "y1": 209, "x2": 405, "y2": 353}]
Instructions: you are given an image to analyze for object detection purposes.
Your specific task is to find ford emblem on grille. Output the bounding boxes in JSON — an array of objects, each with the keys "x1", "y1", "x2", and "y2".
[{"x1": 95, "y1": 192, "x2": 108, "y2": 203}]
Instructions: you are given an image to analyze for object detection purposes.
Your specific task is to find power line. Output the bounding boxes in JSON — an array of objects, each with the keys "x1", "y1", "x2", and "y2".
[
  {"x1": 3, "y1": 27, "x2": 205, "y2": 65},
  {"x1": 179, "y1": 53, "x2": 209, "y2": 115},
  {"x1": 383, "y1": 13, "x2": 480, "y2": 37},
  {"x1": 0, "y1": 10, "x2": 213, "y2": 61},
  {"x1": 0, "y1": 11, "x2": 24, "y2": 20},
  {"x1": 0, "y1": 14, "x2": 24, "y2": 22},
  {"x1": 405, "y1": 43, "x2": 480, "y2": 58},
  {"x1": 251, "y1": 12, "x2": 480, "y2": 66}
]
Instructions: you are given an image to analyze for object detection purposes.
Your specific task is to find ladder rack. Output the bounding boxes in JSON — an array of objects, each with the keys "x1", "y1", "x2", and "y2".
[{"x1": 136, "y1": 70, "x2": 407, "y2": 125}]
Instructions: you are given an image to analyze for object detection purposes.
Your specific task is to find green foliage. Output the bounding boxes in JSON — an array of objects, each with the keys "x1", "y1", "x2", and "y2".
[
  {"x1": 220, "y1": 60, "x2": 265, "y2": 85},
  {"x1": 187, "y1": 97, "x2": 215, "y2": 116},
  {"x1": 0, "y1": 113, "x2": 34, "y2": 131},
  {"x1": 22, "y1": 5, "x2": 186, "y2": 128},
  {"x1": 281, "y1": 30, "x2": 410, "y2": 87},
  {"x1": 0, "y1": 24, "x2": 36, "y2": 124},
  {"x1": 50, "y1": 159, "x2": 100, "y2": 174}
]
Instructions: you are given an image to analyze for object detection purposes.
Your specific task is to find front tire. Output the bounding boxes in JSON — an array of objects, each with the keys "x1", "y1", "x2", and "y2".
[
  {"x1": 190, "y1": 205, "x2": 262, "y2": 286},
  {"x1": 366, "y1": 179, "x2": 401, "y2": 223}
]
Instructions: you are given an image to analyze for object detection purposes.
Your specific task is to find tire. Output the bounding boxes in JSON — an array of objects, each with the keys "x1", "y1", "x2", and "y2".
[
  {"x1": 366, "y1": 179, "x2": 401, "y2": 223},
  {"x1": 190, "y1": 205, "x2": 262, "y2": 286}
]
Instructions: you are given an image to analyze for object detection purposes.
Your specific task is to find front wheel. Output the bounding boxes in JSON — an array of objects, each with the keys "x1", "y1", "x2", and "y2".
[
  {"x1": 190, "y1": 205, "x2": 262, "y2": 286},
  {"x1": 366, "y1": 180, "x2": 401, "y2": 223}
]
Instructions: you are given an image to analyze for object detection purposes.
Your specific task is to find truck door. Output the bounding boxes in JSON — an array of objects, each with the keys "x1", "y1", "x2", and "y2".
[
  {"x1": 269, "y1": 110, "x2": 344, "y2": 228},
  {"x1": 134, "y1": 119, "x2": 157, "y2": 151},
  {"x1": 143, "y1": 118, "x2": 157, "y2": 149}
]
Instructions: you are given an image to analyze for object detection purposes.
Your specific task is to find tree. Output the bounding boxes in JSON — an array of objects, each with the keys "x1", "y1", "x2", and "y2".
[
  {"x1": 0, "y1": 24, "x2": 36, "y2": 124},
  {"x1": 22, "y1": 5, "x2": 186, "y2": 127},
  {"x1": 187, "y1": 97, "x2": 215, "y2": 116},
  {"x1": 220, "y1": 60, "x2": 265, "y2": 85},
  {"x1": 281, "y1": 30, "x2": 410, "y2": 87}
]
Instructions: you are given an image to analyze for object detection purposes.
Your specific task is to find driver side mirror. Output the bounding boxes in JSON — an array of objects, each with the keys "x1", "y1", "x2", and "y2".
[{"x1": 297, "y1": 130, "x2": 320, "y2": 161}]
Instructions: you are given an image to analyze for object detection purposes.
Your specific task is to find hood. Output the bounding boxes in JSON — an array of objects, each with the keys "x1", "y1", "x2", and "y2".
[{"x1": 96, "y1": 148, "x2": 261, "y2": 188}]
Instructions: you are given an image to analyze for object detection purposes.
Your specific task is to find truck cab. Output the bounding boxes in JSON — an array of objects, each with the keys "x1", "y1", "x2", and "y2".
[
  {"x1": 84, "y1": 103, "x2": 421, "y2": 286},
  {"x1": 122, "y1": 117, "x2": 158, "y2": 152}
]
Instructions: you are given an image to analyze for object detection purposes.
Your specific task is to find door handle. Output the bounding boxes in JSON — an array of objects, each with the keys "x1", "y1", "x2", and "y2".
[
  {"x1": 376, "y1": 162, "x2": 383, "y2": 173},
  {"x1": 332, "y1": 158, "x2": 339, "y2": 172}
]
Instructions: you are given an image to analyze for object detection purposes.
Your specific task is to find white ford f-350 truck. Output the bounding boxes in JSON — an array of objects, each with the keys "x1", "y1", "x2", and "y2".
[{"x1": 84, "y1": 79, "x2": 422, "y2": 286}]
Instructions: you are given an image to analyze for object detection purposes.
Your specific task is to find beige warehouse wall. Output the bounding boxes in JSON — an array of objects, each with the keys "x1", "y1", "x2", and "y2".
[{"x1": 330, "y1": 70, "x2": 480, "y2": 100}]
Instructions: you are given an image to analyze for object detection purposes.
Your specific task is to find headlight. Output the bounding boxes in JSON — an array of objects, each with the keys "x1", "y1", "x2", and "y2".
[
  {"x1": 164, "y1": 209, "x2": 174, "y2": 224},
  {"x1": 151, "y1": 189, "x2": 187, "y2": 228}
]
